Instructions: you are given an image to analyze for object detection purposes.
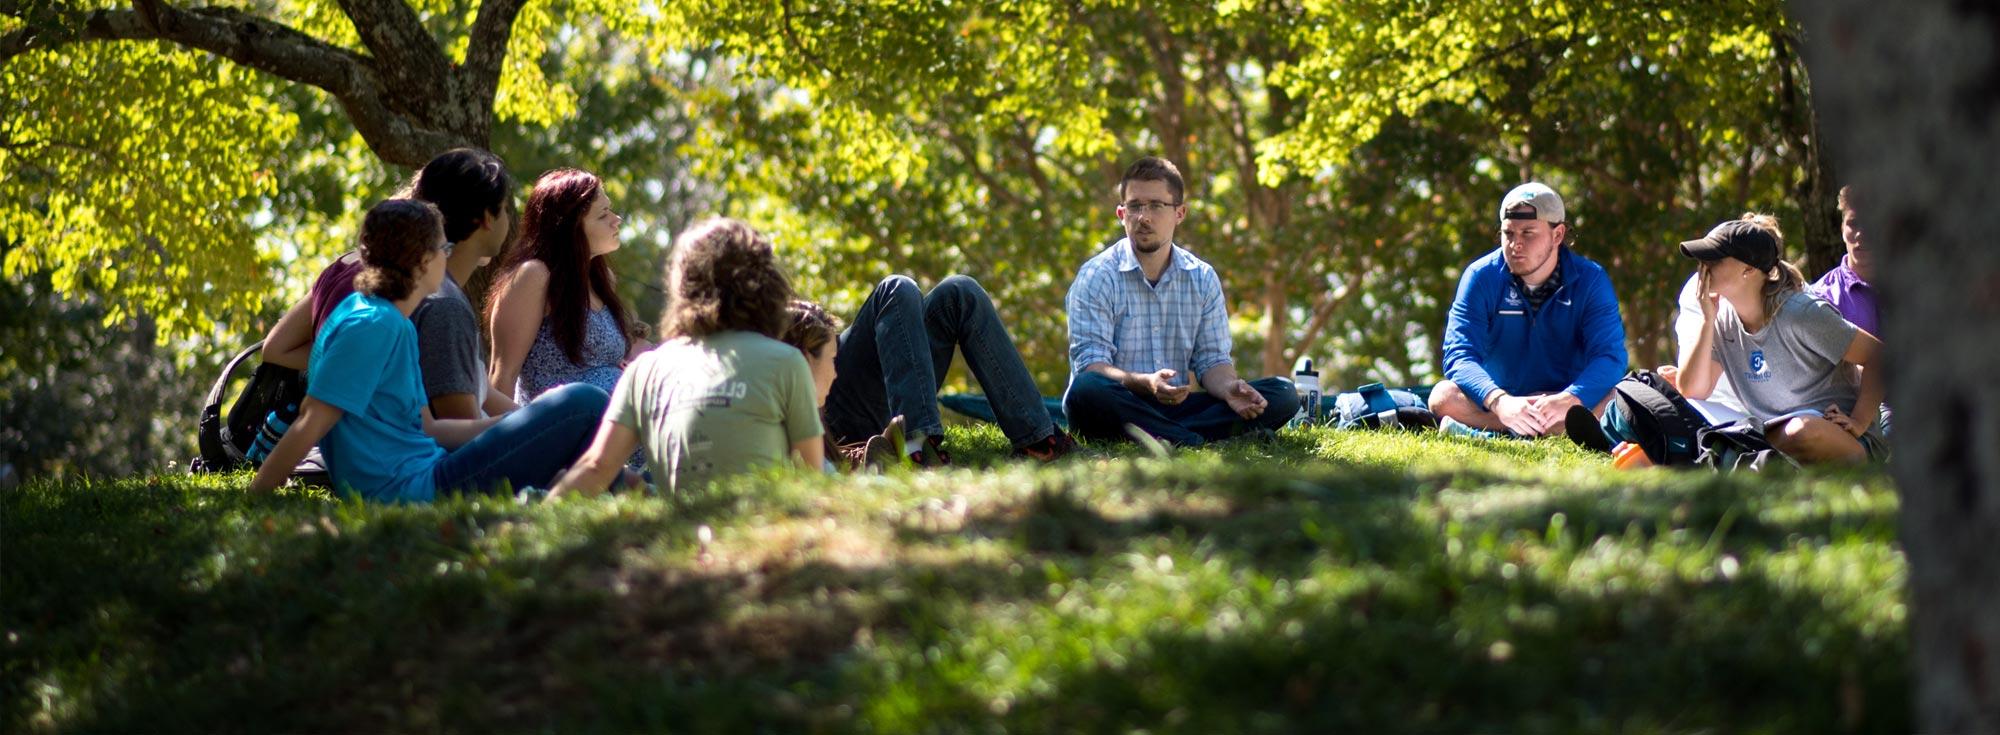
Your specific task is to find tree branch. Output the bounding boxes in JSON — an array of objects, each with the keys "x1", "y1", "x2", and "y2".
[
  {"x1": 460, "y1": 0, "x2": 528, "y2": 105},
  {"x1": 778, "y1": 0, "x2": 841, "y2": 82},
  {"x1": 933, "y1": 124, "x2": 1029, "y2": 211},
  {"x1": 1140, "y1": 20, "x2": 1191, "y2": 170},
  {"x1": 2, "y1": 3, "x2": 370, "y2": 100},
  {"x1": 2, "y1": 1, "x2": 472, "y2": 167},
  {"x1": 332, "y1": 0, "x2": 452, "y2": 104},
  {"x1": 1005, "y1": 124, "x2": 1055, "y2": 204},
  {"x1": 1288, "y1": 281, "x2": 1361, "y2": 366},
  {"x1": 0, "y1": 26, "x2": 31, "y2": 59}
]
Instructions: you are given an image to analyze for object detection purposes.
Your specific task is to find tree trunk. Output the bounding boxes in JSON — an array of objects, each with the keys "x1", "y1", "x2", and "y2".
[
  {"x1": 1775, "y1": 30, "x2": 1845, "y2": 278},
  {"x1": 1794, "y1": 1, "x2": 2000, "y2": 732}
]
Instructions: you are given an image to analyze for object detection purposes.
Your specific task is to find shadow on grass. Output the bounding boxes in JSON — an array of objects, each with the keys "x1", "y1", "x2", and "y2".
[
  {"x1": 850, "y1": 551, "x2": 1909, "y2": 734},
  {"x1": 2, "y1": 454, "x2": 1906, "y2": 734},
  {"x1": 849, "y1": 459, "x2": 1906, "y2": 731},
  {"x1": 2, "y1": 478, "x2": 1050, "y2": 733},
  {"x1": 856, "y1": 515, "x2": 1904, "y2": 731}
]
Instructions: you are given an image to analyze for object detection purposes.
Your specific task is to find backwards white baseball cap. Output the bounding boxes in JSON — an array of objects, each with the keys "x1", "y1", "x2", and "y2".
[{"x1": 1499, "y1": 182, "x2": 1565, "y2": 226}]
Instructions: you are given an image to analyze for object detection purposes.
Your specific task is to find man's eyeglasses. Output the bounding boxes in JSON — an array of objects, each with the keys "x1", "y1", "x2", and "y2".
[{"x1": 1121, "y1": 200, "x2": 1180, "y2": 218}]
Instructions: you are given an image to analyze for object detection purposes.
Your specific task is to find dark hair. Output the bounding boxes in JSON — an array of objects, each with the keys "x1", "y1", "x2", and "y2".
[
  {"x1": 1118, "y1": 156, "x2": 1185, "y2": 204},
  {"x1": 660, "y1": 218, "x2": 793, "y2": 340},
  {"x1": 486, "y1": 168, "x2": 634, "y2": 364},
  {"x1": 354, "y1": 199, "x2": 445, "y2": 302},
  {"x1": 411, "y1": 148, "x2": 513, "y2": 244},
  {"x1": 781, "y1": 299, "x2": 841, "y2": 358}
]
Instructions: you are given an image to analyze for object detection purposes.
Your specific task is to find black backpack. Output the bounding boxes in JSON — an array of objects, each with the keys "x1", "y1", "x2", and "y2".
[
  {"x1": 1695, "y1": 420, "x2": 1799, "y2": 472},
  {"x1": 191, "y1": 341, "x2": 327, "y2": 485},
  {"x1": 1606, "y1": 370, "x2": 1708, "y2": 466}
]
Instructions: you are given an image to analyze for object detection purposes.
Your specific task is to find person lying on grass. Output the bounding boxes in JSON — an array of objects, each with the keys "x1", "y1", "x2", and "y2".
[
  {"x1": 1674, "y1": 217, "x2": 1890, "y2": 464},
  {"x1": 805, "y1": 274, "x2": 1075, "y2": 467},
  {"x1": 550, "y1": 218, "x2": 825, "y2": 498},
  {"x1": 779, "y1": 299, "x2": 911, "y2": 471},
  {"x1": 250, "y1": 200, "x2": 611, "y2": 500}
]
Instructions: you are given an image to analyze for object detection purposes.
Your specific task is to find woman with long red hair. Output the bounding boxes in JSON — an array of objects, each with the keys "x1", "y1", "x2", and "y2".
[{"x1": 486, "y1": 169, "x2": 652, "y2": 426}]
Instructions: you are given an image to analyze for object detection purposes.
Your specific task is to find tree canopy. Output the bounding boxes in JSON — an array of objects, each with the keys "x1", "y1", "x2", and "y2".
[
  {"x1": 4, "y1": 0, "x2": 1838, "y2": 392},
  {"x1": 659, "y1": 0, "x2": 1833, "y2": 386}
]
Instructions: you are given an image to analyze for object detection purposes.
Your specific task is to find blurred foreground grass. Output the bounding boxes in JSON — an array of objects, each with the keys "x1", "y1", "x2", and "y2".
[{"x1": 2, "y1": 425, "x2": 1906, "y2": 733}]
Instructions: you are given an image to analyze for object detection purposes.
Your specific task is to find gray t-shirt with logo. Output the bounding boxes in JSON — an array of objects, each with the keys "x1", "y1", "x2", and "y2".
[
  {"x1": 607, "y1": 331, "x2": 823, "y2": 495},
  {"x1": 410, "y1": 275, "x2": 488, "y2": 417},
  {"x1": 1709, "y1": 290, "x2": 1860, "y2": 423}
]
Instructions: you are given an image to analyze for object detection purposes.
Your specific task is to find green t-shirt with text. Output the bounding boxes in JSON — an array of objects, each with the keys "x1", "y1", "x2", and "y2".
[{"x1": 606, "y1": 331, "x2": 823, "y2": 494}]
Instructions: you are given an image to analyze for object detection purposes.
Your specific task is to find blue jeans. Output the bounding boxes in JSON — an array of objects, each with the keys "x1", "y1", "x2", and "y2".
[
  {"x1": 432, "y1": 382, "x2": 609, "y2": 496},
  {"x1": 824, "y1": 275, "x2": 1055, "y2": 448},
  {"x1": 1062, "y1": 371, "x2": 1299, "y2": 446}
]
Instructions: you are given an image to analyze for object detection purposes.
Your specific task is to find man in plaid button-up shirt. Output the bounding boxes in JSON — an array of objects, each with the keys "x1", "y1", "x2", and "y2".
[{"x1": 1061, "y1": 157, "x2": 1300, "y2": 446}]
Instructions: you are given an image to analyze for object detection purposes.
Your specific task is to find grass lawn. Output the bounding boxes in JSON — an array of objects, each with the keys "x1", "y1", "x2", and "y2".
[{"x1": 2, "y1": 425, "x2": 1907, "y2": 733}]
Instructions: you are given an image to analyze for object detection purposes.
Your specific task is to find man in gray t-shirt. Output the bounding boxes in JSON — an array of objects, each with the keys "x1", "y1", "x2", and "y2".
[{"x1": 412, "y1": 275, "x2": 516, "y2": 419}]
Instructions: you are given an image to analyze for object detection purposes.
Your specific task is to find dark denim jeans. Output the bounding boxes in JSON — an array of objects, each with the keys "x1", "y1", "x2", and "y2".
[
  {"x1": 433, "y1": 382, "x2": 609, "y2": 496},
  {"x1": 1062, "y1": 370, "x2": 1299, "y2": 446},
  {"x1": 824, "y1": 275, "x2": 1055, "y2": 448}
]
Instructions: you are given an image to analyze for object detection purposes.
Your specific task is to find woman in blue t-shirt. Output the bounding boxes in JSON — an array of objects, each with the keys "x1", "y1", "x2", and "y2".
[{"x1": 250, "y1": 199, "x2": 611, "y2": 501}]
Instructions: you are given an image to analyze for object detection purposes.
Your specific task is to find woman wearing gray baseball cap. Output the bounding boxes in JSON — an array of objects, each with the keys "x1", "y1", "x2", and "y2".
[{"x1": 1674, "y1": 214, "x2": 1890, "y2": 464}]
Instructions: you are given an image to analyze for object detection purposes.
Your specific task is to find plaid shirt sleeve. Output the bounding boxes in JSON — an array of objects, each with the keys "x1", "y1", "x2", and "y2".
[
  {"x1": 1066, "y1": 262, "x2": 1117, "y2": 374},
  {"x1": 1189, "y1": 266, "x2": 1234, "y2": 378}
]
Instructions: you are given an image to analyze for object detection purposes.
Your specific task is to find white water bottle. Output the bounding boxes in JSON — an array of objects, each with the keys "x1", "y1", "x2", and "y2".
[{"x1": 1292, "y1": 357, "x2": 1321, "y2": 426}]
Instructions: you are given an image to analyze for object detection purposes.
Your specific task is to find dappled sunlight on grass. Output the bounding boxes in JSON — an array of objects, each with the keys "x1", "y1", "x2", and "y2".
[{"x1": 2, "y1": 424, "x2": 1906, "y2": 732}]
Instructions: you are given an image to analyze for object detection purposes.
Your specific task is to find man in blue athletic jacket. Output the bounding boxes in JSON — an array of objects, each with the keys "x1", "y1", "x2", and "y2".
[{"x1": 1429, "y1": 183, "x2": 1629, "y2": 437}]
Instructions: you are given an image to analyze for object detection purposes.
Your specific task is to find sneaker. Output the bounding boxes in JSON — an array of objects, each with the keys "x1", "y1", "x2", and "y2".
[
  {"x1": 1012, "y1": 427, "x2": 1078, "y2": 462},
  {"x1": 1564, "y1": 405, "x2": 1615, "y2": 454},
  {"x1": 837, "y1": 416, "x2": 910, "y2": 471},
  {"x1": 1439, "y1": 416, "x2": 1505, "y2": 440},
  {"x1": 833, "y1": 441, "x2": 870, "y2": 470},
  {"x1": 861, "y1": 432, "x2": 904, "y2": 469}
]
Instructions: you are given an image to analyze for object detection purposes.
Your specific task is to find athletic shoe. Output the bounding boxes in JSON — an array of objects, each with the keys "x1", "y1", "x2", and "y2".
[
  {"x1": 1565, "y1": 405, "x2": 1616, "y2": 454},
  {"x1": 1439, "y1": 416, "x2": 1506, "y2": 440},
  {"x1": 839, "y1": 415, "x2": 910, "y2": 471},
  {"x1": 1012, "y1": 427, "x2": 1078, "y2": 462}
]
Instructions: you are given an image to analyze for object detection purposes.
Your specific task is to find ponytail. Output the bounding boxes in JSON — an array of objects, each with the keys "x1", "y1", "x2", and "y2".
[{"x1": 1761, "y1": 259, "x2": 1806, "y2": 318}]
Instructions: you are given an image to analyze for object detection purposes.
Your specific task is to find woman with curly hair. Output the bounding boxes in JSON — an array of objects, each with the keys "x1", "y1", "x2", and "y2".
[
  {"x1": 486, "y1": 168, "x2": 653, "y2": 408},
  {"x1": 249, "y1": 199, "x2": 610, "y2": 501},
  {"x1": 552, "y1": 218, "x2": 824, "y2": 496}
]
